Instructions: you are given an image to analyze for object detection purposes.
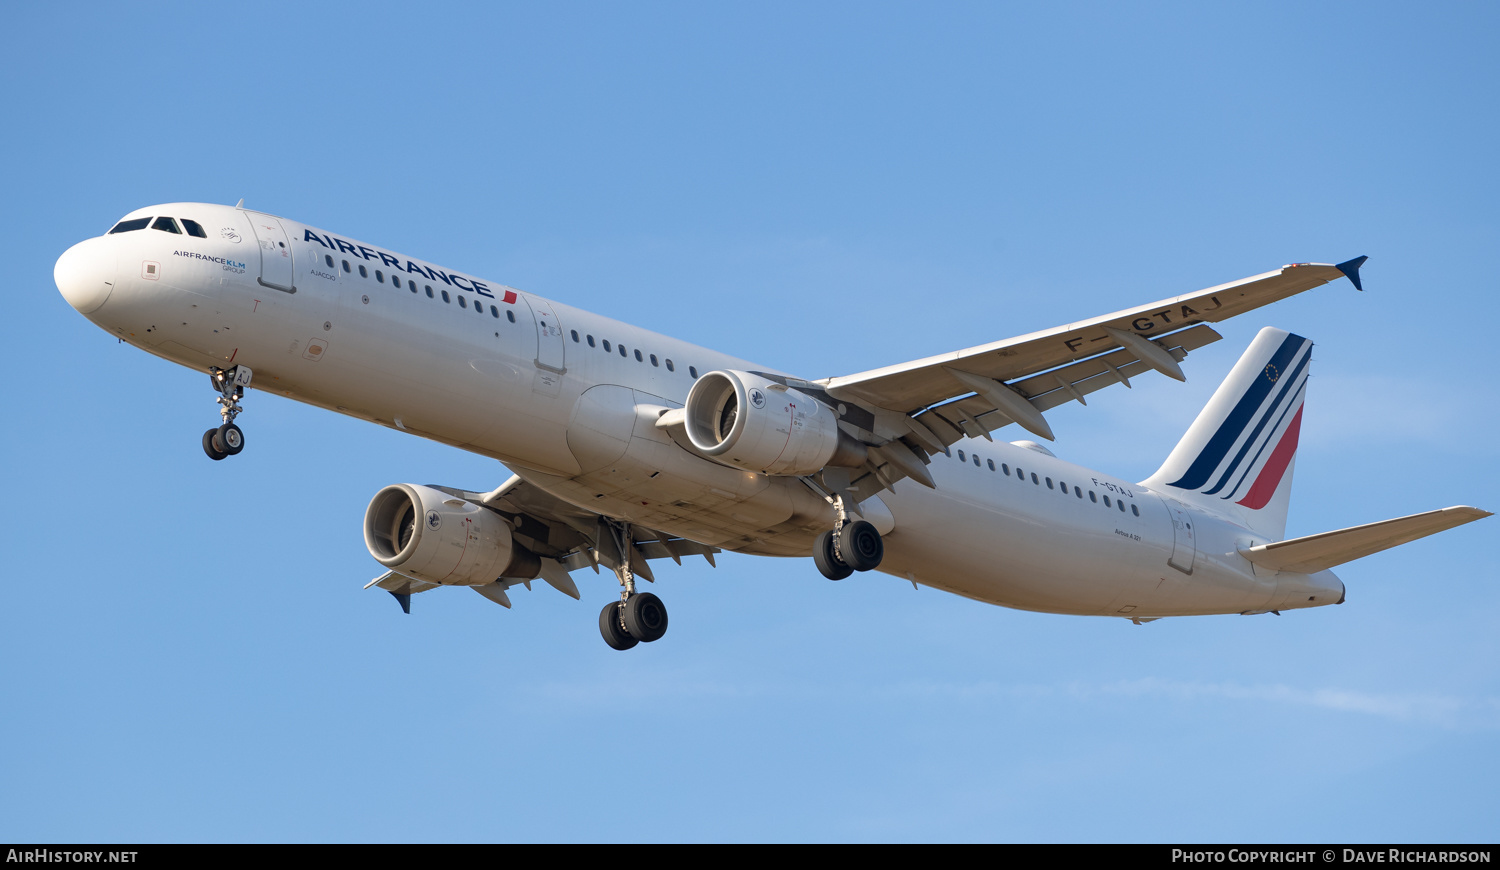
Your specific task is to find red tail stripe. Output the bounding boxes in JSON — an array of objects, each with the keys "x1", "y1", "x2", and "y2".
[{"x1": 1236, "y1": 406, "x2": 1303, "y2": 510}]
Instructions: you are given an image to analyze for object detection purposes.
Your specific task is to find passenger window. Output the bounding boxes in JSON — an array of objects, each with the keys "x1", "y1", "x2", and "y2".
[
  {"x1": 571, "y1": 330, "x2": 580, "y2": 342},
  {"x1": 150, "y1": 217, "x2": 181, "y2": 234},
  {"x1": 458, "y1": 295, "x2": 467, "y2": 309},
  {"x1": 425, "y1": 285, "x2": 434, "y2": 298},
  {"x1": 987, "y1": 459, "x2": 995, "y2": 471},
  {"x1": 1031, "y1": 473, "x2": 1039, "y2": 485},
  {"x1": 690, "y1": 366, "x2": 699, "y2": 378},
  {"x1": 1002, "y1": 464, "x2": 1010, "y2": 476},
  {"x1": 1059, "y1": 480, "x2": 1067, "y2": 493},
  {"x1": 343, "y1": 260, "x2": 351, "y2": 272},
  {"x1": 1075, "y1": 487, "x2": 1083, "y2": 498},
  {"x1": 1046, "y1": 477, "x2": 1053, "y2": 489},
  {"x1": 410, "y1": 281, "x2": 417, "y2": 294},
  {"x1": 1104, "y1": 496, "x2": 1112, "y2": 508},
  {"x1": 490, "y1": 305, "x2": 499, "y2": 318},
  {"x1": 108, "y1": 218, "x2": 151, "y2": 234},
  {"x1": 441, "y1": 290, "x2": 451, "y2": 303},
  {"x1": 634, "y1": 349, "x2": 643, "y2": 362},
  {"x1": 359, "y1": 265, "x2": 368, "y2": 278},
  {"x1": 181, "y1": 219, "x2": 207, "y2": 238},
  {"x1": 1015, "y1": 467, "x2": 1023, "y2": 480},
  {"x1": 957, "y1": 450, "x2": 966, "y2": 462},
  {"x1": 665, "y1": 359, "x2": 675, "y2": 372},
  {"x1": 650, "y1": 354, "x2": 659, "y2": 367},
  {"x1": 603, "y1": 340, "x2": 612, "y2": 352},
  {"x1": 587, "y1": 335, "x2": 596, "y2": 347},
  {"x1": 324, "y1": 255, "x2": 334, "y2": 268},
  {"x1": 1119, "y1": 500, "x2": 1127, "y2": 512},
  {"x1": 1089, "y1": 491, "x2": 1097, "y2": 503},
  {"x1": 1131, "y1": 504, "x2": 1139, "y2": 516},
  {"x1": 619, "y1": 345, "x2": 627, "y2": 358},
  {"x1": 376, "y1": 270, "x2": 384, "y2": 283},
  {"x1": 507, "y1": 310, "x2": 516, "y2": 323},
  {"x1": 973, "y1": 455, "x2": 980, "y2": 467}
]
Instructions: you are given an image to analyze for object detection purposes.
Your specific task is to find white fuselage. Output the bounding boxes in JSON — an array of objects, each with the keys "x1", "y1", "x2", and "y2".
[{"x1": 57, "y1": 203, "x2": 1343, "y2": 619}]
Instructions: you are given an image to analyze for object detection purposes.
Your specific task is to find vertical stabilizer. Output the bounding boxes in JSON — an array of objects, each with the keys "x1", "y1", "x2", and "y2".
[{"x1": 1143, "y1": 327, "x2": 1312, "y2": 540}]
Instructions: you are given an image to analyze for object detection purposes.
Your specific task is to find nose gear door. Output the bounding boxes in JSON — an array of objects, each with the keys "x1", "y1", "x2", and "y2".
[{"x1": 244, "y1": 211, "x2": 296, "y2": 293}]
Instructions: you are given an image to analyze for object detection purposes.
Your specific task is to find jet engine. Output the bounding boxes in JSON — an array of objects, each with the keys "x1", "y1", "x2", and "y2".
[
  {"x1": 363, "y1": 484, "x2": 539, "y2": 587},
  {"x1": 683, "y1": 370, "x2": 867, "y2": 476}
]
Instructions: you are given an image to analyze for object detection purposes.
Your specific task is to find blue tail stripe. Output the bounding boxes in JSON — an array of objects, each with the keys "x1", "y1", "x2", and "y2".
[
  {"x1": 1200, "y1": 346, "x2": 1310, "y2": 495},
  {"x1": 1220, "y1": 378, "x2": 1307, "y2": 500},
  {"x1": 1167, "y1": 333, "x2": 1308, "y2": 490}
]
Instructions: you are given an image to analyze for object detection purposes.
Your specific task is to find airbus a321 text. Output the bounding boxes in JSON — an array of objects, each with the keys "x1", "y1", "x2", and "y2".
[{"x1": 55, "y1": 203, "x2": 1490, "y2": 648}]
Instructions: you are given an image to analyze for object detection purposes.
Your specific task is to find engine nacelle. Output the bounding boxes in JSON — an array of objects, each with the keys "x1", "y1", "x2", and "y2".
[
  {"x1": 363, "y1": 484, "x2": 538, "y2": 587},
  {"x1": 683, "y1": 370, "x2": 866, "y2": 476}
]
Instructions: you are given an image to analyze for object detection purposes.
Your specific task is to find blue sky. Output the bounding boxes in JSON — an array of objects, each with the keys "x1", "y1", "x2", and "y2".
[{"x1": 3, "y1": 1, "x2": 1496, "y2": 843}]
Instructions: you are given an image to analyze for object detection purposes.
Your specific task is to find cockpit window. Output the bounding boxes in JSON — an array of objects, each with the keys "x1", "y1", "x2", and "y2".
[
  {"x1": 108, "y1": 218, "x2": 151, "y2": 234},
  {"x1": 181, "y1": 218, "x2": 207, "y2": 238},
  {"x1": 151, "y1": 217, "x2": 182, "y2": 234}
]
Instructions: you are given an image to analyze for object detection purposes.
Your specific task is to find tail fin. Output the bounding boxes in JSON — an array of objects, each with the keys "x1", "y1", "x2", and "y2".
[{"x1": 1143, "y1": 327, "x2": 1312, "y2": 540}]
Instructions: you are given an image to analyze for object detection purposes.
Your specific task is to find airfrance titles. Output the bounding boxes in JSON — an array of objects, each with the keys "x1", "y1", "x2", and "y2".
[{"x1": 301, "y1": 229, "x2": 518, "y2": 304}]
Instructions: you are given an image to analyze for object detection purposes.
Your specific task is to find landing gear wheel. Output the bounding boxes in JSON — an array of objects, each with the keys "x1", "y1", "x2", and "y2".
[
  {"x1": 622, "y1": 592, "x2": 668, "y2": 643},
  {"x1": 202, "y1": 429, "x2": 228, "y2": 461},
  {"x1": 813, "y1": 529, "x2": 853, "y2": 580},
  {"x1": 837, "y1": 520, "x2": 883, "y2": 572},
  {"x1": 204, "y1": 365, "x2": 250, "y2": 461},
  {"x1": 599, "y1": 601, "x2": 639, "y2": 651},
  {"x1": 214, "y1": 423, "x2": 245, "y2": 455}
]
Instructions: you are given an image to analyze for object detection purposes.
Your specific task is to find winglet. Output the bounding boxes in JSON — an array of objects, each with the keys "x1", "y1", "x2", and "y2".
[
  {"x1": 1335, "y1": 256, "x2": 1368, "y2": 291},
  {"x1": 389, "y1": 591, "x2": 412, "y2": 614}
]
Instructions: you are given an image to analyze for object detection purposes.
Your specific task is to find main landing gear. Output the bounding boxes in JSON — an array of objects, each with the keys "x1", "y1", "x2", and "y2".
[
  {"x1": 597, "y1": 521, "x2": 669, "y2": 651},
  {"x1": 202, "y1": 365, "x2": 251, "y2": 461},
  {"x1": 812, "y1": 492, "x2": 884, "y2": 581}
]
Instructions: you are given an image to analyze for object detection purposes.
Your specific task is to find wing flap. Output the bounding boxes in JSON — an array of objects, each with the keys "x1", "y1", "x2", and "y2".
[
  {"x1": 365, "y1": 570, "x2": 441, "y2": 595},
  {"x1": 824, "y1": 263, "x2": 1349, "y2": 413},
  {"x1": 911, "y1": 324, "x2": 1220, "y2": 448},
  {"x1": 1238, "y1": 506, "x2": 1491, "y2": 574}
]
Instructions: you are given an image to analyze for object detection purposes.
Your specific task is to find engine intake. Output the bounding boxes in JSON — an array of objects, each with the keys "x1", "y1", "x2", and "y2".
[
  {"x1": 363, "y1": 484, "x2": 539, "y2": 587},
  {"x1": 683, "y1": 370, "x2": 866, "y2": 476}
]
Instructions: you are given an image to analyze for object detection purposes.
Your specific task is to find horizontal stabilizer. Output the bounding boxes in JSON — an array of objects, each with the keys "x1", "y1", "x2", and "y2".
[{"x1": 1238, "y1": 506, "x2": 1491, "y2": 574}]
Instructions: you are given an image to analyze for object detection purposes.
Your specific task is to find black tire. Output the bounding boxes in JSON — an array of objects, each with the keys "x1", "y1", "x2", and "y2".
[
  {"x1": 202, "y1": 429, "x2": 228, "y2": 461},
  {"x1": 813, "y1": 529, "x2": 853, "y2": 580},
  {"x1": 215, "y1": 422, "x2": 245, "y2": 455},
  {"x1": 599, "y1": 601, "x2": 638, "y2": 650},
  {"x1": 837, "y1": 520, "x2": 883, "y2": 572},
  {"x1": 622, "y1": 592, "x2": 668, "y2": 643}
]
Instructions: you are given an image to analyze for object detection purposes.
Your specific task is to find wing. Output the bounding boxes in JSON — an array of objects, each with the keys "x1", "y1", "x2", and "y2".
[
  {"x1": 812, "y1": 259, "x2": 1366, "y2": 494},
  {"x1": 367, "y1": 475, "x2": 720, "y2": 613}
]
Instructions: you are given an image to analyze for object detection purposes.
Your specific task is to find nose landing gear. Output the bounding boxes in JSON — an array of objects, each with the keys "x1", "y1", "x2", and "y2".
[{"x1": 202, "y1": 365, "x2": 251, "y2": 461}]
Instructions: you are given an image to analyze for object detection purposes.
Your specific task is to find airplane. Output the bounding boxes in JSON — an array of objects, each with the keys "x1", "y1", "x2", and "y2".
[{"x1": 54, "y1": 202, "x2": 1490, "y2": 649}]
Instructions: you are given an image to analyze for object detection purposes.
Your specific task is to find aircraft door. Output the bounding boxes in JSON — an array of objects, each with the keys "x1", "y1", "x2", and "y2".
[
  {"x1": 244, "y1": 211, "x2": 295, "y2": 293},
  {"x1": 523, "y1": 294, "x2": 566, "y2": 374},
  {"x1": 1166, "y1": 503, "x2": 1197, "y2": 575}
]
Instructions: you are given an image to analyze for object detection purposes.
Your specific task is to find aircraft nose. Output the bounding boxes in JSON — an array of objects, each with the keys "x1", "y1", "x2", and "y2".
[{"x1": 55, "y1": 238, "x2": 116, "y2": 315}]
